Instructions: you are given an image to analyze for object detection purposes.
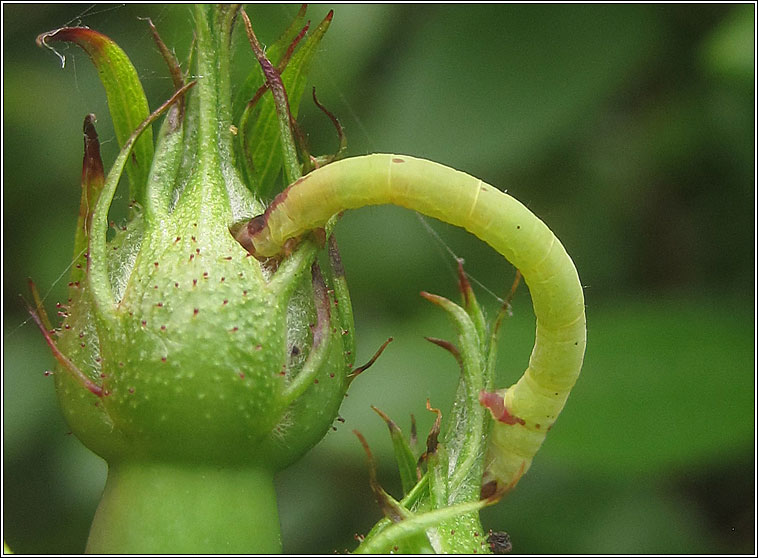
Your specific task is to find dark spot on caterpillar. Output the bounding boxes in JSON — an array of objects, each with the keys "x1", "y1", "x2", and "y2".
[
  {"x1": 291, "y1": 345, "x2": 300, "y2": 356},
  {"x1": 481, "y1": 480, "x2": 498, "y2": 499},
  {"x1": 516, "y1": 225, "x2": 521, "y2": 229},
  {"x1": 392, "y1": 158, "x2": 405, "y2": 163},
  {"x1": 312, "y1": 227, "x2": 327, "y2": 248}
]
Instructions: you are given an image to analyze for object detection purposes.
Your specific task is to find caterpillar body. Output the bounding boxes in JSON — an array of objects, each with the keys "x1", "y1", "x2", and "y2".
[{"x1": 243, "y1": 153, "x2": 586, "y2": 489}]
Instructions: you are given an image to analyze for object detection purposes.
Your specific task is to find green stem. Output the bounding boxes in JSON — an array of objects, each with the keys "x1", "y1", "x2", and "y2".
[{"x1": 86, "y1": 461, "x2": 281, "y2": 554}]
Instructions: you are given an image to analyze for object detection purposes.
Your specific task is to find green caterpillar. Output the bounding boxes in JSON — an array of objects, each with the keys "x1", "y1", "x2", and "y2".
[{"x1": 239, "y1": 153, "x2": 586, "y2": 490}]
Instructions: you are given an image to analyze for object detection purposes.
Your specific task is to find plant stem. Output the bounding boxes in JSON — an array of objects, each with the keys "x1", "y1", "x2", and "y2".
[{"x1": 86, "y1": 461, "x2": 282, "y2": 553}]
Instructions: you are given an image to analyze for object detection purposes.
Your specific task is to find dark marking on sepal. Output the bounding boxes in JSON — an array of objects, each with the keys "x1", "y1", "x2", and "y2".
[
  {"x1": 347, "y1": 337, "x2": 393, "y2": 383},
  {"x1": 23, "y1": 281, "x2": 103, "y2": 397}
]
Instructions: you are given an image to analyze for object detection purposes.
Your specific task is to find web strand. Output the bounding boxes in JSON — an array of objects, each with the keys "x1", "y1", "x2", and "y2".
[{"x1": 6, "y1": 247, "x2": 88, "y2": 340}]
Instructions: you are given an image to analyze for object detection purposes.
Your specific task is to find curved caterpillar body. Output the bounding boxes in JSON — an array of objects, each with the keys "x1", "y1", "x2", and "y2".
[{"x1": 243, "y1": 153, "x2": 586, "y2": 489}]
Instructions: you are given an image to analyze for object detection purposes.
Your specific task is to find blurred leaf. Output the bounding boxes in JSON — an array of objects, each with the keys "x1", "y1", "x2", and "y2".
[
  {"x1": 481, "y1": 463, "x2": 720, "y2": 554},
  {"x1": 542, "y1": 294, "x2": 754, "y2": 473},
  {"x1": 360, "y1": 5, "x2": 662, "y2": 171},
  {"x1": 698, "y1": 4, "x2": 755, "y2": 84}
]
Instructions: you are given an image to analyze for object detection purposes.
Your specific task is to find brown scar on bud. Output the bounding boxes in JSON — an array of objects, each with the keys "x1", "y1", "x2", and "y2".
[
  {"x1": 479, "y1": 389, "x2": 525, "y2": 426},
  {"x1": 392, "y1": 157, "x2": 406, "y2": 163},
  {"x1": 309, "y1": 263, "x2": 331, "y2": 350},
  {"x1": 327, "y1": 234, "x2": 346, "y2": 277}
]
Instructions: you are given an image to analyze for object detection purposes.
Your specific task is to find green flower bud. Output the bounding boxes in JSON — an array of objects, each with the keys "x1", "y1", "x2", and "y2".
[
  {"x1": 32, "y1": 6, "x2": 353, "y2": 553},
  {"x1": 39, "y1": 5, "x2": 350, "y2": 471}
]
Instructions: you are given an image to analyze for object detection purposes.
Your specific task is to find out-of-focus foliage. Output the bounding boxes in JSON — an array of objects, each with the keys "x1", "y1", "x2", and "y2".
[{"x1": 3, "y1": 4, "x2": 754, "y2": 554}]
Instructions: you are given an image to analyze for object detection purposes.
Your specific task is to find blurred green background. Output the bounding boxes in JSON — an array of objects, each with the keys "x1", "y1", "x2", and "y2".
[{"x1": 3, "y1": 4, "x2": 754, "y2": 554}]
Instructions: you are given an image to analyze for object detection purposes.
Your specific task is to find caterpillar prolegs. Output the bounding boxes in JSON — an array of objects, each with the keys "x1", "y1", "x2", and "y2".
[{"x1": 240, "y1": 153, "x2": 586, "y2": 489}]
